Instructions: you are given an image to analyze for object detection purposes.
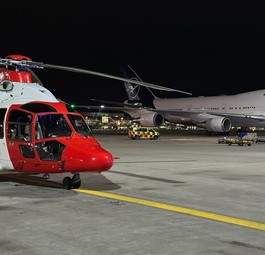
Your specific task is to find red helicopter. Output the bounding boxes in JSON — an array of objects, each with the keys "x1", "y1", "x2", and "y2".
[{"x1": 0, "y1": 54, "x2": 179, "y2": 189}]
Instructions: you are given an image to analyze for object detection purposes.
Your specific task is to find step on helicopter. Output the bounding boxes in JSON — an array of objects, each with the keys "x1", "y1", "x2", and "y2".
[{"x1": 0, "y1": 54, "x2": 186, "y2": 189}]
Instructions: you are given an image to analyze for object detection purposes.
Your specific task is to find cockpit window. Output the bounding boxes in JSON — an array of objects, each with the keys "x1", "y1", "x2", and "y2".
[
  {"x1": 67, "y1": 114, "x2": 91, "y2": 137},
  {"x1": 36, "y1": 114, "x2": 72, "y2": 139},
  {"x1": 21, "y1": 103, "x2": 57, "y2": 113}
]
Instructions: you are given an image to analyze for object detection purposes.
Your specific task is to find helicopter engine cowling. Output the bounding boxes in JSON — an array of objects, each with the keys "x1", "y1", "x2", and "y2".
[{"x1": 137, "y1": 112, "x2": 164, "y2": 127}]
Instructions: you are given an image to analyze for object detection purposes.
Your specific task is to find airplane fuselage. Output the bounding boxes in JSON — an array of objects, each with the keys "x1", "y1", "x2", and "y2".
[{"x1": 153, "y1": 89, "x2": 265, "y2": 128}]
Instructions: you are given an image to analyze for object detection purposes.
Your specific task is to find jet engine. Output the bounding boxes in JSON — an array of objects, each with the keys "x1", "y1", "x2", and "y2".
[
  {"x1": 137, "y1": 112, "x2": 164, "y2": 127},
  {"x1": 204, "y1": 117, "x2": 231, "y2": 132}
]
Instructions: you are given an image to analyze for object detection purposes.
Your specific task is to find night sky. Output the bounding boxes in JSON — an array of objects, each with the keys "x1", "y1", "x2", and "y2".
[{"x1": 2, "y1": 1, "x2": 265, "y2": 105}]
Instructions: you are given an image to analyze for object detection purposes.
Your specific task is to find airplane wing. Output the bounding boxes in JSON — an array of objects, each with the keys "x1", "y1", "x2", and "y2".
[
  {"x1": 144, "y1": 108, "x2": 265, "y2": 128},
  {"x1": 74, "y1": 105, "x2": 143, "y2": 112},
  {"x1": 211, "y1": 112, "x2": 265, "y2": 120},
  {"x1": 74, "y1": 102, "x2": 265, "y2": 131},
  {"x1": 89, "y1": 98, "x2": 142, "y2": 108},
  {"x1": 75, "y1": 102, "x2": 265, "y2": 121},
  {"x1": 147, "y1": 108, "x2": 265, "y2": 120}
]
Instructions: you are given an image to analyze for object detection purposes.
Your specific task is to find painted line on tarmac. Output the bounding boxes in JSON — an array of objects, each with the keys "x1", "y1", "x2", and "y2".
[{"x1": 76, "y1": 189, "x2": 265, "y2": 231}]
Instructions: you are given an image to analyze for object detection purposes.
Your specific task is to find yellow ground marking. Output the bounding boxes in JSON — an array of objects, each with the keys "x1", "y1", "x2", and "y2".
[{"x1": 76, "y1": 189, "x2": 265, "y2": 231}]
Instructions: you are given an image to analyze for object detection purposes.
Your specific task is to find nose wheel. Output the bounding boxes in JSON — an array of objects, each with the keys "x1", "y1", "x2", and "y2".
[{"x1": 62, "y1": 173, "x2": 81, "y2": 189}]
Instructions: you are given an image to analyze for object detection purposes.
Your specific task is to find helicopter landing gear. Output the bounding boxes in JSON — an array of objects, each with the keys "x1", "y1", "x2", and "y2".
[
  {"x1": 43, "y1": 173, "x2": 50, "y2": 179},
  {"x1": 62, "y1": 173, "x2": 81, "y2": 190},
  {"x1": 72, "y1": 173, "x2": 81, "y2": 189}
]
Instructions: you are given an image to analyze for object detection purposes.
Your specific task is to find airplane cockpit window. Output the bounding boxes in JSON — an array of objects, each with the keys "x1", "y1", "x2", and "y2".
[
  {"x1": 67, "y1": 114, "x2": 91, "y2": 137},
  {"x1": 8, "y1": 110, "x2": 32, "y2": 141},
  {"x1": 36, "y1": 114, "x2": 72, "y2": 138}
]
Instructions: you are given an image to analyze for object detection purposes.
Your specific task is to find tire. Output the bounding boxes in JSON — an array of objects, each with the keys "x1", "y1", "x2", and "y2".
[
  {"x1": 63, "y1": 177, "x2": 72, "y2": 190},
  {"x1": 72, "y1": 180, "x2": 81, "y2": 189},
  {"x1": 153, "y1": 136, "x2": 158, "y2": 140}
]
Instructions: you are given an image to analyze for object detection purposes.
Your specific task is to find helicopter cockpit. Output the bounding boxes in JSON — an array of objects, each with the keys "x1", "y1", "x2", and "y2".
[{"x1": 6, "y1": 101, "x2": 93, "y2": 165}]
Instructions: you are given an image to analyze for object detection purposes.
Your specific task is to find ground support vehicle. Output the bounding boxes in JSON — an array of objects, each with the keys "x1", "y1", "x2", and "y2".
[
  {"x1": 128, "y1": 127, "x2": 160, "y2": 140},
  {"x1": 218, "y1": 137, "x2": 254, "y2": 146}
]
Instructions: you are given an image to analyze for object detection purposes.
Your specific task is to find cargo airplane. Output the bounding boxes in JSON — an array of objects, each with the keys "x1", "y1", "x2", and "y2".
[{"x1": 83, "y1": 65, "x2": 265, "y2": 134}]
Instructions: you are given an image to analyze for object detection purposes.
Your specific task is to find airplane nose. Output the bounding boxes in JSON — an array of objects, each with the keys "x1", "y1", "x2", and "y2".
[{"x1": 62, "y1": 143, "x2": 113, "y2": 172}]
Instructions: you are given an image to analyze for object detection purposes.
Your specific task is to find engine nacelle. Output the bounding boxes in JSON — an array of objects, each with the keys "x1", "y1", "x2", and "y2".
[
  {"x1": 204, "y1": 117, "x2": 231, "y2": 132},
  {"x1": 138, "y1": 113, "x2": 164, "y2": 127}
]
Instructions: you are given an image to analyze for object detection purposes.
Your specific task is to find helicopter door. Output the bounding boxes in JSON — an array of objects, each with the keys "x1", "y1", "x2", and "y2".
[{"x1": 6, "y1": 108, "x2": 36, "y2": 172}]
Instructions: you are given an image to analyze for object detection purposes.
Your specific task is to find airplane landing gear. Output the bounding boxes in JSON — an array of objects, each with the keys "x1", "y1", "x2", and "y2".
[{"x1": 62, "y1": 173, "x2": 81, "y2": 190}]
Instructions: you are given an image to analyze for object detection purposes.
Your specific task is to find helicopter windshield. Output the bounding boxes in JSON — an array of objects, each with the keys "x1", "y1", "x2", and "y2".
[
  {"x1": 67, "y1": 114, "x2": 91, "y2": 137},
  {"x1": 36, "y1": 114, "x2": 72, "y2": 139}
]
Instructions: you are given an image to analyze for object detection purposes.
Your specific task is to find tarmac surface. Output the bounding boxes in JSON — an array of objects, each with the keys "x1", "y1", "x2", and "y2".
[{"x1": 1, "y1": 133, "x2": 265, "y2": 255}]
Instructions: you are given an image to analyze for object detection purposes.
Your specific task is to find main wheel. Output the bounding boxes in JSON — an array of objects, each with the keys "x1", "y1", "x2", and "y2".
[
  {"x1": 63, "y1": 177, "x2": 72, "y2": 190},
  {"x1": 72, "y1": 180, "x2": 81, "y2": 189},
  {"x1": 72, "y1": 173, "x2": 81, "y2": 189}
]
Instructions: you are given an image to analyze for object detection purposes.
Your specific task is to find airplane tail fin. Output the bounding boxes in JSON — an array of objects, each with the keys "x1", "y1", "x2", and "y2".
[{"x1": 121, "y1": 65, "x2": 159, "y2": 107}]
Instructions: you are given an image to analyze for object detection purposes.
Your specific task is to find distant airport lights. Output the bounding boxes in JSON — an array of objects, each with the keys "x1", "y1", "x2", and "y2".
[{"x1": 69, "y1": 104, "x2": 105, "y2": 109}]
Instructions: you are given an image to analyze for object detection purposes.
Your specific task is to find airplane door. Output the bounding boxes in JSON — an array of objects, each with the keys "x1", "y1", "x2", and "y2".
[
  {"x1": 186, "y1": 105, "x2": 192, "y2": 111},
  {"x1": 221, "y1": 103, "x2": 227, "y2": 113}
]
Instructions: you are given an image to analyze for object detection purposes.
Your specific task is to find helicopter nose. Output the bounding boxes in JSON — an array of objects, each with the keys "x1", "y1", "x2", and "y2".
[{"x1": 62, "y1": 143, "x2": 113, "y2": 172}]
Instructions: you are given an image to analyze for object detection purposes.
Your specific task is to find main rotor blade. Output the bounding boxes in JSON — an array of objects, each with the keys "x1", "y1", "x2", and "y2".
[
  {"x1": 0, "y1": 57, "x2": 192, "y2": 95},
  {"x1": 42, "y1": 63, "x2": 192, "y2": 95}
]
